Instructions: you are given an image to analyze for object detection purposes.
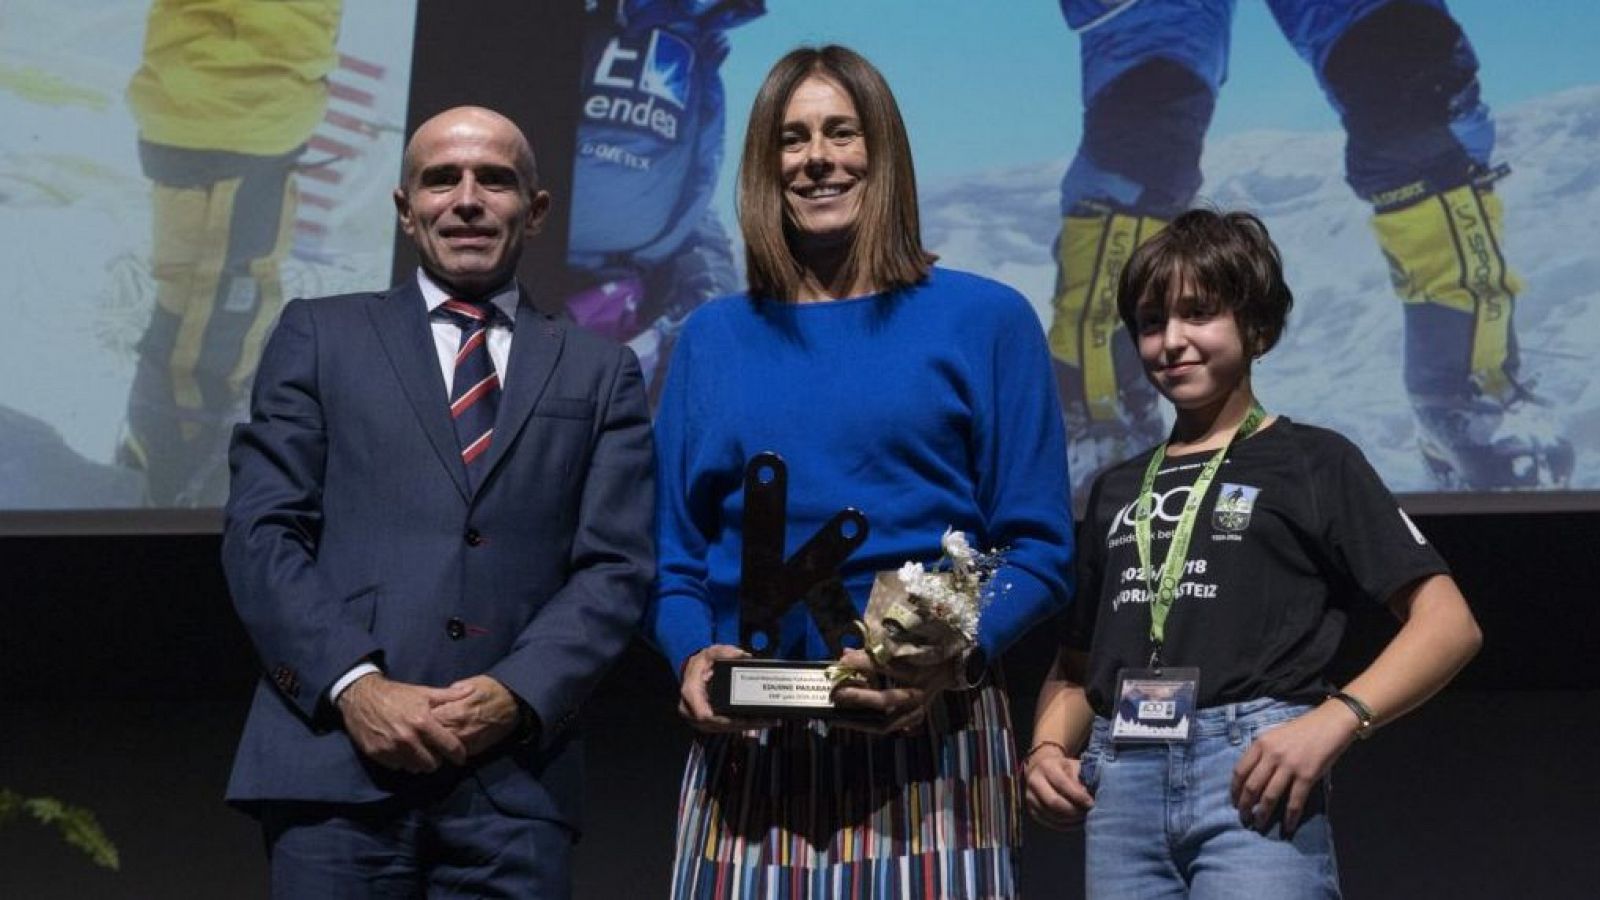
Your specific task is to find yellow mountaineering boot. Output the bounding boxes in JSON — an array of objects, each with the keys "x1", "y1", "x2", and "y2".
[
  {"x1": 1372, "y1": 181, "x2": 1573, "y2": 488},
  {"x1": 1046, "y1": 205, "x2": 1169, "y2": 497}
]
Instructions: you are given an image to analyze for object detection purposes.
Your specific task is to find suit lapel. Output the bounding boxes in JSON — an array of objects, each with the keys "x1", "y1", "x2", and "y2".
[
  {"x1": 477, "y1": 287, "x2": 564, "y2": 489},
  {"x1": 368, "y1": 281, "x2": 472, "y2": 502}
]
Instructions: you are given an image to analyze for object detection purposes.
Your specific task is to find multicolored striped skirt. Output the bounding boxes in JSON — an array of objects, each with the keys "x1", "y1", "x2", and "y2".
[{"x1": 668, "y1": 683, "x2": 1021, "y2": 899}]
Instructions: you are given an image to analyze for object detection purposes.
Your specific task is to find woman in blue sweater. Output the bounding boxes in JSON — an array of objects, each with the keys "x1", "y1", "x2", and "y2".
[{"x1": 646, "y1": 45, "x2": 1075, "y2": 897}]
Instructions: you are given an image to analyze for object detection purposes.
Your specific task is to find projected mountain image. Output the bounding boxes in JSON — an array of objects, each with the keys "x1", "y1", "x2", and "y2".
[
  {"x1": 1, "y1": 0, "x2": 1594, "y2": 512},
  {"x1": 922, "y1": 86, "x2": 1600, "y2": 493},
  {"x1": 0, "y1": 0, "x2": 414, "y2": 510}
]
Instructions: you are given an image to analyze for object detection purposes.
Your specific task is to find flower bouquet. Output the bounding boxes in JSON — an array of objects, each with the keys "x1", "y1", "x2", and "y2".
[{"x1": 828, "y1": 528, "x2": 1004, "y2": 684}]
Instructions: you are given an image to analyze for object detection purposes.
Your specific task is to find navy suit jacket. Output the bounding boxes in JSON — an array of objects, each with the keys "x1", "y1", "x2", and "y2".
[{"x1": 221, "y1": 278, "x2": 653, "y2": 831}]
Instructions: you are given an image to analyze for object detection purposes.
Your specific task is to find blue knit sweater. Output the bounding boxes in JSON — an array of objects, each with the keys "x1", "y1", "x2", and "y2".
[{"x1": 645, "y1": 268, "x2": 1075, "y2": 676}]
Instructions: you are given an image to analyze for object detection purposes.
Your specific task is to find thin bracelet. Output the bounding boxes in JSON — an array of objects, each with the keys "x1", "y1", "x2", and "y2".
[
  {"x1": 1025, "y1": 740, "x2": 1070, "y2": 763},
  {"x1": 1328, "y1": 690, "x2": 1376, "y2": 739}
]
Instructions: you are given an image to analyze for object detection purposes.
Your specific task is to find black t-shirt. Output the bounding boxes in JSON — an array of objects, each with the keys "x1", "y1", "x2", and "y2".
[{"x1": 1066, "y1": 419, "x2": 1449, "y2": 716}]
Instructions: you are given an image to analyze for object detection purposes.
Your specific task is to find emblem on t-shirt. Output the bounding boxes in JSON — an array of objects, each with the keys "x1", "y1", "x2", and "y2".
[{"x1": 1212, "y1": 483, "x2": 1260, "y2": 533}]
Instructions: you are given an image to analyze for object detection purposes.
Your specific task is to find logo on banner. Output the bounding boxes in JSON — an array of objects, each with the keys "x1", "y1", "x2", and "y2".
[
  {"x1": 1211, "y1": 483, "x2": 1260, "y2": 533},
  {"x1": 586, "y1": 30, "x2": 695, "y2": 141},
  {"x1": 639, "y1": 30, "x2": 693, "y2": 108}
]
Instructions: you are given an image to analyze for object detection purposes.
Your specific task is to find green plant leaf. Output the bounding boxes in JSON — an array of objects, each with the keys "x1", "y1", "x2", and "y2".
[{"x1": 0, "y1": 788, "x2": 120, "y2": 871}]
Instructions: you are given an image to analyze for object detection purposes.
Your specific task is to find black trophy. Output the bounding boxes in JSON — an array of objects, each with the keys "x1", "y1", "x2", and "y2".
[{"x1": 709, "y1": 452, "x2": 880, "y2": 720}]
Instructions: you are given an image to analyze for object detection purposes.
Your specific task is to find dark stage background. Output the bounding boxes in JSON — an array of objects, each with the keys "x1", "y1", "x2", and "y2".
[{"x1": 3, "y1": 511, "x2": 1598, "y2": 898}]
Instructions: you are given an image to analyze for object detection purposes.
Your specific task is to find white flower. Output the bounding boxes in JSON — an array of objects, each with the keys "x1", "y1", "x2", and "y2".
[
  {"x1": 941, "y1": 527, "x2": 973, "y2": 563},
  {"x1": 941, "y1": 528, "x2": 979, "y2": 578},
  {"x1": 898, "y1": 561, "x2": 924, "y2": 583}
]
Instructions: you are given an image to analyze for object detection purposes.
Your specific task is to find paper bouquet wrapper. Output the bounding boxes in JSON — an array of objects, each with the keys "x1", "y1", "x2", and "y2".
[{"x1": 857, "y1": 571, "x2": 973, "y2": 671}]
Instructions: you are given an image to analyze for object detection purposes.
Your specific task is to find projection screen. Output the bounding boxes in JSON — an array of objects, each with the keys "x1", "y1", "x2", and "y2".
[{"x1": 2, "y1": 0, "x2": 1595, "y2": 533}]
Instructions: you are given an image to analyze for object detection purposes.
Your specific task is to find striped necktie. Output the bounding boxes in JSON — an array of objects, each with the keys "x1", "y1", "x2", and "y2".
[{"x1": 438, "y1": 298, "x2": 503, "y2": 487}]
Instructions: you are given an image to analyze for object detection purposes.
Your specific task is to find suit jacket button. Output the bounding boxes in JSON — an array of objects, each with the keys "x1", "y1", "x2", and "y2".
[
  {"x1": 273, "y1": 665, "x2": 300, "y2": 696},
  {"x1": 446, "y1": 617, "x2": 467, "y2": 640},
  {"x1": 464, "y1": 529, "x2": 484, "y2": 546}
]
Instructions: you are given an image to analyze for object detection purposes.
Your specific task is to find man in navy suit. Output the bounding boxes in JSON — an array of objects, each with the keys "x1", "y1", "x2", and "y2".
[{"x1": 221, "y1": 105, "x2": 654, "y2": 897}]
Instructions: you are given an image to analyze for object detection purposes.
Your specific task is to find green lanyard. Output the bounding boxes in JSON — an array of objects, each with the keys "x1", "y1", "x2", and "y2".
[{"x1": 1134, "y1": 401, "x2": 1266, "y2": 667}]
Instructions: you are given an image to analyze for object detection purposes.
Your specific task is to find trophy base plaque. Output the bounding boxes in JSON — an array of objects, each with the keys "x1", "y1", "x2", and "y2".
[{"x1": 709, "y1": 658, "x2": 885, "y2": 722}]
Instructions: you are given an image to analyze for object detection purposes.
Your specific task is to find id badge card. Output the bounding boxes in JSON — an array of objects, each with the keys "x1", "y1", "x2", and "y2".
[{"x1": 1111, "y1": 667, "x2": 1200, "y2": 743}]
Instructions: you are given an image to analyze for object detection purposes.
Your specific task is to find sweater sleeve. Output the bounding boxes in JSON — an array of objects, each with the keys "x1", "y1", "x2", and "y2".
[
  {"x1": 642, "y1": 316, "x2": 717, "y2": 677},
  {"x1": 970, "y1": 288, "x2": 1077, "y2": 659}
]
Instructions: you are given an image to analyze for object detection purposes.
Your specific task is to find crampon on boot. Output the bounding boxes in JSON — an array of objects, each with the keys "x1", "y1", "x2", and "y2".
[
  {"x1": 1413, "y1": 382, "x2": 1575, "y2": 489},
  {"x1": 1055, "y1": 357, "x2": 1166, "y2": 500}
]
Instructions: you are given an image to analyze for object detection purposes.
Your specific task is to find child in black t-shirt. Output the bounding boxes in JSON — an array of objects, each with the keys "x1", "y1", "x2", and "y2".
[{"x1": 1025, "y1": 209, "x2": 1482, "y2": 898}]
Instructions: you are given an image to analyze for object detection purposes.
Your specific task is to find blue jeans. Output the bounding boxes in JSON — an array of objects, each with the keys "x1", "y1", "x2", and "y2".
[{"x1": 1081, "y1": 698, "x2": 1341, "y2": 899}]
